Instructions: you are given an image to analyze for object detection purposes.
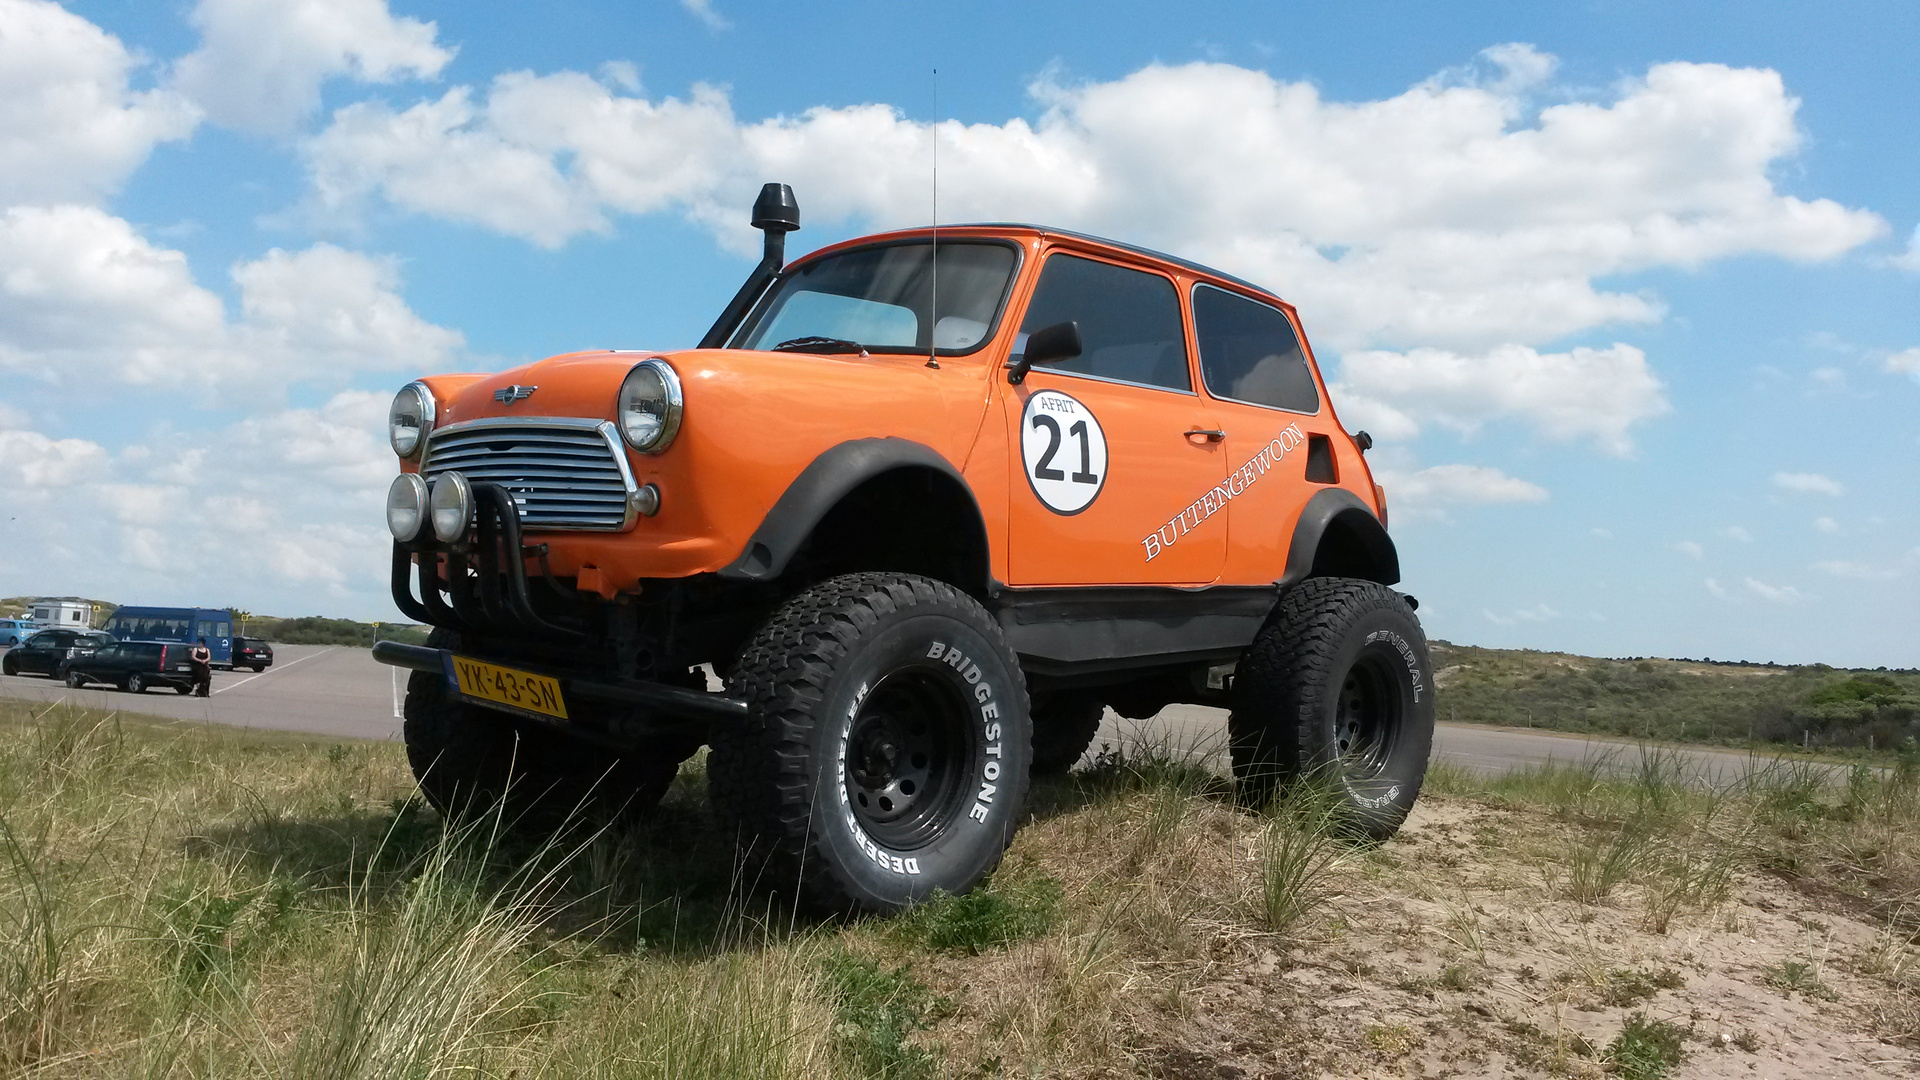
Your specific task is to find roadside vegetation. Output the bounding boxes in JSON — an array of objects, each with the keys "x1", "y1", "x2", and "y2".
[
  {"x1": 1433, "y1": 640, "x2": 1920, "y2": 758},
  {"x1": 2, "y1": 697, "x2": 1915, "y2": 1077}
]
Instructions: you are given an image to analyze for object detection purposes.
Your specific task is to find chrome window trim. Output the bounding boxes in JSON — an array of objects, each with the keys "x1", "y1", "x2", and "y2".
[
  {"x1": 1188, "y1": 282, "x2": 1323, "y2": 417},
  {"x1": 424, "y1": 416, "x2": 642, "y2": 532}
]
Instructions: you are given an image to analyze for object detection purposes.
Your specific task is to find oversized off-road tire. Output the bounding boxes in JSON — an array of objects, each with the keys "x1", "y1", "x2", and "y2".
[
  {"x1": 1228, "y1": 577, "x2": 1435, "y2": 840},
  {"x1": 709, "y1": 572, "x2": 1033, "y2": 913},
  {"x1": 1028, "y1": 693, "x2": 1104, "y2": 776},
  {"x1": 402, "y1": 630, "x2": 685, "y2": 829}
]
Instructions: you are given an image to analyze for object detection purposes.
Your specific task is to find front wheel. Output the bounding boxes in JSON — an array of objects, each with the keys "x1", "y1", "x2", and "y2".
[
  {"x1": 1228, "y1": 577, "x2": 1435, "y2": 840},
  {"x1": 127, "y1": 673, "x2": 146, "y2": 693},
  {"x1": 709, "y1": 572, "x2": 1033, "y2": 913},
  {"x1": 1, "y1": 654, "x2": 17, "y2": 677},
  {"x1": 65, "y1": 671, "x2": 84, "y2": 688}
]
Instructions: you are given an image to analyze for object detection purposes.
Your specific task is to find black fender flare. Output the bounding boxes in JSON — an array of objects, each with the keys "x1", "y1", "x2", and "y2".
[
  {"x1": 717, "y1": 437, "x2": 987, "y2": 583},
  {"x1": 1278, "y1": 488, "x2": 1400, "y2": 588}
]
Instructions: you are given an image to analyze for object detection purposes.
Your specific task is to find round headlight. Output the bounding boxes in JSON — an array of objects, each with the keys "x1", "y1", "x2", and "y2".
[
  {"x1": 429, "y1": 472, "x2": 473, "y2": 543},
  {"x1": 617, "y1": 359, "x2": 682, "y2": 453},
  {"x1": 386, "y1": 474, "x2": 429, "y2": 542},
  {"x1": 389, "y1": 382, "x2": 434, "y2": 460}
]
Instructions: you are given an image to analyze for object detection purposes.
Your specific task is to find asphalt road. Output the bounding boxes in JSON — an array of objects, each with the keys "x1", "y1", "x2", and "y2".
[{"x1": 0, "y1": 644, "x2": 1833, "y2": 782}]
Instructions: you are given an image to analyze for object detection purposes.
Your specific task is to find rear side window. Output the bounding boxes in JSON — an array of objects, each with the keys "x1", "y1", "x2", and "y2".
[
  {"x1": 1016, "y1": 255, "x2": 1191, "y2": 392},
  {"x1": 1192, "y1": 284, "x2": 1319, "y2": 413},
  {"x1": 134, "y1": 644, "x2": 163, "y2": 660}
]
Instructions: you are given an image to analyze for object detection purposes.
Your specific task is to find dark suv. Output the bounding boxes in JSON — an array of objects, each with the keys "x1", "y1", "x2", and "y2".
[
  {"x1": 232, "y1": 637, "x2": 274, "y2": 672},
  {"x1": 3, "y1": 629, "x2": 116, "y2": 677},
  {"x1": 59, "y1": 641, "x2": 198, "y2": 693}
]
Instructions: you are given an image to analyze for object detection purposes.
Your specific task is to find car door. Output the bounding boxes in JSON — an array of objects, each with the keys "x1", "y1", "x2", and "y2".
[
  {"x1": 1186, "y1": 283, "x2": 1340, "y2": 577},
  {"x1": 1002, "y1": 251, "x2": 1227, "y2": 586}
]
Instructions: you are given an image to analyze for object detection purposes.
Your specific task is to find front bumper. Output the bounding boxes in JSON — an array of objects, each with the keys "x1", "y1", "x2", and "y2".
[
  {"x1": 391, "y1": 480, "x2": 587, "y2": 640},
  {"x1": 373, "y1": 640, "x2": 746, "y2": 742}
]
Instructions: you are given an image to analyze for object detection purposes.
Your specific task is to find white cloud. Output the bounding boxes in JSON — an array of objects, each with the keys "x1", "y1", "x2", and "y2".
[
  {"x1": 1891, "y1": 224, "x2": 1920, "y2": 271},
  {"x1": 1705, "y1": 578, "x2": 1729, "y2": 599},
  {"x1": 1887, "y1": 348, "x2": 1920, "y2": 378},
  {"x1": 0, "y1": 205, "x2": 460, "y2": 389},
  {"x1": 0, "y1": 0, "x2": 199, "y2": 205},
  {"x1": 1814, "y1": 516, "x2": 1840, "y2": 534},
  {"x1": 1372, "y1": 462, "x2": 1547, "y2": 520},
  {"x1": 300, "y1": 52, "x2": 1884, "y2": 356},
  {"x1": 1333, "y1": 343, "x2": 1668, "y2": 454},
  {"x1": 0, "y1": 392, "x2": 396, "y2": 610},
  {"x1": 1674, "y1": 540, "x2": 1703, "y2": 560},
  {"x1": 170, "y1": 0, "x2": 454, "y2": 135},
  {"x1": 1813, "y1": 549, "x2": 1919, "y2": 580},
  {"x1": 1770, "y1": 471, "x2": 1844, "y2": 496},
  {"x1": 1722, "y1": 526, "x2": 1754, "y2": 543},
  {"x1": 1743, "y1": 577, "x2": 1803, "y2": 604},
  {"x1": 680, "y1": 0, "x2": 730, "y2": 31}
]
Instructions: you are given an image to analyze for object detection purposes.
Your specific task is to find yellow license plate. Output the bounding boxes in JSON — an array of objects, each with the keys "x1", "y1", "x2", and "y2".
[{"x1": 449, "y1": 655, "x2": 569, "y2": 721}]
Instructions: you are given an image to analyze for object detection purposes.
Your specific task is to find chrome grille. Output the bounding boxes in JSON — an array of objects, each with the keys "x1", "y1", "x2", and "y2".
[{"x1": 423, "y1": 418, "x2": 638, "y2": 531}]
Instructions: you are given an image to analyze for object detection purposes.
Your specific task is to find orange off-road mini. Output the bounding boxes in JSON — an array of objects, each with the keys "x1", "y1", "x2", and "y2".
[{"x1": 374, "y1": 184, "x2": 1434, "y2": 913}]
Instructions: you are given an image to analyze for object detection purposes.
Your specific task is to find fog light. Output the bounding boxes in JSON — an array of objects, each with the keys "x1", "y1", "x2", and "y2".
[
  {"x1": 635, "y1": 482, "x2": 661, "y2": 517},
  {"x1": 386, "y1": 474, "x2": 428, "y2": 542},
  {"x1": 430, "y1": 472, "x2": 474, "y2": 543}
]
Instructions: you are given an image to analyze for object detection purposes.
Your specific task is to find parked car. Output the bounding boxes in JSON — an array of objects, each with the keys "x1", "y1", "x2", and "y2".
[
  {"x1": 232, "y1": 637, "x2": 274, "y2": 672},
  {"x1": 58, "y1": 641, "x2": 198, "y2": 693},
  {"x1": 373, "y1": 183, "x2": 1431, "y2": 914},
  {"x1": 2, "y1": 629, "x2": 116, "y2": 677},
  {"x1": 0, "y1": 618, "x2": 33, "y2": 646}
]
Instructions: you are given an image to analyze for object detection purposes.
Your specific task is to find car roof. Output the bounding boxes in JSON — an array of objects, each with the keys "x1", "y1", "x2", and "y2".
[{"x1": 798, "y1": 224, "x2": 1282, "y2": 305}]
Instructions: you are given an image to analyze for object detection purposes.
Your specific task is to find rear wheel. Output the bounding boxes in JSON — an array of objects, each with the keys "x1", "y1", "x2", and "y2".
[
  {"x1": 402, "y1": 630, "x2": 688, "y2": 828},
  {"x1": 65, "y1": 671, "x2": 84, "y2": 688},
  {"x1": 1028, "y1": 693, "x2": 1104, "y2": 776},
  {"x1": 709, "y1": 572, "x2": 1032, "y2": 913},
  {"x1": 1228, "y1": 577, "x2": 1434, "y2": 840},
  {"x1": 174, "y1": 684, "x2": 191, "y2": 695}
]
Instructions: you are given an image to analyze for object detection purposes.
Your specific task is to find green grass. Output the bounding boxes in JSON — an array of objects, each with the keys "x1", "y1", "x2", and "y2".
[{"x1": 1605, "y1": 1012, "x2": 1688, "y2": 1080}]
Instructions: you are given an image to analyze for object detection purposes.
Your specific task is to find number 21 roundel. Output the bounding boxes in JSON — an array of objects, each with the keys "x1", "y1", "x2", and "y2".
[{"x1": 1020, "y1": 390, "x2": 1108, "y2": 515}]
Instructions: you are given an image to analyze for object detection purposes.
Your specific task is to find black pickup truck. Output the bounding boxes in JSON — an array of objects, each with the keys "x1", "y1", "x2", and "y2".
[{"x1": 59, "y1": 641, "x2": 199, "y2": 693}]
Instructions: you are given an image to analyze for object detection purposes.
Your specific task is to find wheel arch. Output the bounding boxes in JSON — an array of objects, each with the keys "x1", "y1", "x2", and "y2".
[
  {"x1": 1280, "y1": 488, "x2": 1400, "y2": 588},
  {"x1": 717, "y1": 437, "x2": 991, "y2": 595}
]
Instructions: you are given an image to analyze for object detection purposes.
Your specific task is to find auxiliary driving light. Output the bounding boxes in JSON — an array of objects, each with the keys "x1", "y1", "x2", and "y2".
[
  {"x1": 429, "y1": 472, "x2": 474, "y2": 543},
  {"x1": 386, "y1": 473, "x2": 429, "y2": 542}
]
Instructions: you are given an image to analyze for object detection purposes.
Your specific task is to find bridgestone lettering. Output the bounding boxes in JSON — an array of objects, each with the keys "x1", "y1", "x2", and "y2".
[{"x1": 928, "y1": 639, "x2": 1006, "y2": 827}]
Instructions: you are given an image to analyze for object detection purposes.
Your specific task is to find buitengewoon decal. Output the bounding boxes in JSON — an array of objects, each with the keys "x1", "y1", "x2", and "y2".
[{"x1": 1141, "y1": 423, "x2": 1307, "y2": 560}]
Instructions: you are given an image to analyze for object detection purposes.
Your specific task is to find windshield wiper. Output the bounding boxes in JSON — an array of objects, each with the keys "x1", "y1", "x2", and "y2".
[{"x1": 771, "y1": 336, "x2": 866, "y2": 354}]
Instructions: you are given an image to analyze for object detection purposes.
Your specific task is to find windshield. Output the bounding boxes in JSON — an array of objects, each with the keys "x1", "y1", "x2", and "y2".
[{"x1": 732, "y1": 241, "x2": 1018, "y2": 356}]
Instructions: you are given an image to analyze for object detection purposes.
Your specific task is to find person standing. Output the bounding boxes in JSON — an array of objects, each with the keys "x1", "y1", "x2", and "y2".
[{"x1": 190, "y1": 637, "x2": 212, "y2": 697}]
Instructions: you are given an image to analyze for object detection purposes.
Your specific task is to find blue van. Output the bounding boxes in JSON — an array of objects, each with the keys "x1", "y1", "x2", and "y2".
[{"x1": 97, "y1": 607, "x2": 235, "y2": 667}]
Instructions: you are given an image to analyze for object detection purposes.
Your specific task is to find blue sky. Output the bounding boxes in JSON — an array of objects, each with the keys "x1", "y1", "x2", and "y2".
[{"x1": 1, "y1": 0, "x2": 1914, "y2": 666}]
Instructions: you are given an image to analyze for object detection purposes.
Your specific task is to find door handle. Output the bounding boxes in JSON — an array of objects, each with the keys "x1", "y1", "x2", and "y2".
[{"x1": 1184, "y1": 428, "x2": 1226, "y2": 442}]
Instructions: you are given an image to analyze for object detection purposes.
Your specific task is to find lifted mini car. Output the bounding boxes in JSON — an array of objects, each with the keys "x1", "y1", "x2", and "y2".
[{"x1": 375, "y1": 184, "x2": 1435, "y2": 913}]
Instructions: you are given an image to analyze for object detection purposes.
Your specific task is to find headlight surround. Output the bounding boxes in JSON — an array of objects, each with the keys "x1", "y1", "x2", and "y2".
[
  {"x1": 386, "y1": 474, "x2": 429, "y2": 542},
  {"x1": 389, "y1": 382, "x2": 435, "y2": 460},
  {"x1": 617, "y1": 359, "x2": 683, "y2": 453},
  {"x1": 429, "y1": 472, "x2": 473, "y2": 543}
]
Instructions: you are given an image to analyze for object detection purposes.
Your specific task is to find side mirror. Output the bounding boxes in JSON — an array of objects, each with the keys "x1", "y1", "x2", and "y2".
[{"x1": 1005, "y1": 320, "x2": 1082, "y2": 384}]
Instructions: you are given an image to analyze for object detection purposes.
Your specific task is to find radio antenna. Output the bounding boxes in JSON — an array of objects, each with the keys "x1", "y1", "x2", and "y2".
[{"x1": 927, "y1": 67, "x2": 939, "y2": 369}]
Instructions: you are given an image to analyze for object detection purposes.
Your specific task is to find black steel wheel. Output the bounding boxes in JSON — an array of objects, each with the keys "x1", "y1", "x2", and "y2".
[
  {"x1": 1228, "y1": 577, "x2": 1434, "y2": 839},
  {"x1": 710, "y1": 572, "x2": 1033, "y2": 913}
]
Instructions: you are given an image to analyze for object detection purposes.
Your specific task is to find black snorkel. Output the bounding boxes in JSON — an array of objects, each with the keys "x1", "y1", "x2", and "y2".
[{"x1": 697, "y1": 182, "x2": 800, "y2": 349}]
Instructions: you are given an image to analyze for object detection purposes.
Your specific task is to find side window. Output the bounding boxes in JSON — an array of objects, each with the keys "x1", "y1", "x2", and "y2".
[
  {"x1": 1017, "y1": 255, "x2": 1191, "y2": 392},
  {"x1": 1192, "y1": 284, "x2": 1320, "y2": 413},
  {"x1": 216, "y1": 622, "x2": 232, "y2": 640}
]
